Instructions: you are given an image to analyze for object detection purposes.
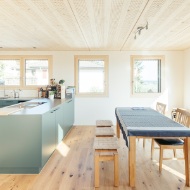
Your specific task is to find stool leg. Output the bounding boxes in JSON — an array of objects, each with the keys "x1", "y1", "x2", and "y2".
[
  {"x1": 95, "y1": 153, "x2": 99, "y2": 187},
  {"x1": 114, "y1": 153, "x2": 119, "y2": 187}
]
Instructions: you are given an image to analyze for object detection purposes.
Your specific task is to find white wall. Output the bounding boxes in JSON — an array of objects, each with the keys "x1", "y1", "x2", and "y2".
[
  {"x1": 184, "y1": 48, "x2": 190, "y2": 109},
  {"x1": 0, "y1": 50, "x2": 184, "y2": 125}
]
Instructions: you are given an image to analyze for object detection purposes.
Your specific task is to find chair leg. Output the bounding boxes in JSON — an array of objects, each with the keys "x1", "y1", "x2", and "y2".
[
  {"x1": 159, "y1": 146, "x2": 163, "y2": 173},
  {"x1": 143, "y1": 139, "x2": 146, "y2": 148},
  {"x1": 151, "y1": 139, "x2": 155, "y2": 159},
  {"x1": 94, "y1": 153, "x2": 99, "y2": 187},
  {"x1": 114, "y1": 153, "x2": 119, "y2": 187},
  {"x1": 173, "y1": 149, "x2": 176, "y2": 158}
]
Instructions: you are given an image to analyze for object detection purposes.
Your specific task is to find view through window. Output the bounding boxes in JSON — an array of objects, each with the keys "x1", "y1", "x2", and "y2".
[
  {"x1": 25, "y1": 59, "x2": 48, "y2": 85},
  {"x1": 0, "y1": 59, "x2": 20, "y2": 86},
  {"x1": 78, "y1": 60, "x2": 104, "y2": 93},
  {"x1": 132, "y1": 56, "x2": 163, "y2": 93},
  {"x1": 75, "y1": 55, "x2": 108, "y2": 96},
  {"x1": 0, "y1": 56, "x2": 52, "y2": 89}
]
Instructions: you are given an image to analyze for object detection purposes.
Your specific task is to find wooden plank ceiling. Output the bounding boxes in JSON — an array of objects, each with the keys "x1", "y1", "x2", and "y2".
[{"x1": 0, "y1": 0, "x2": 190, "y2": 51}]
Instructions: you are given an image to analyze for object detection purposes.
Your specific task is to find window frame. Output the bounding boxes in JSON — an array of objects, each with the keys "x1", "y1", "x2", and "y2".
[
  {"x1": 0, "y1": 55, "x2": 53, "y2": 90},
  {"x1": 74, "y1": 55, "x2": 109, "y2": 97},
  {"x1": 130, "y1": 55, "x2": 165, "y2": 96}
]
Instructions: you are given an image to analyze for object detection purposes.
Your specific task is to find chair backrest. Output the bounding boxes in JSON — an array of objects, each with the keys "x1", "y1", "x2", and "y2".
[
  {"x1": 156, "y1": 102, "x2": 166, "y2": 115},
  {"x1": 175, "y1": 108, "x2": 190, "y2": 127}
]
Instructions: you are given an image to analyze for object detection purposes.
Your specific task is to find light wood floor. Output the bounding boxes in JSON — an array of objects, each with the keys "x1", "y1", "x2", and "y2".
[{"x1": 0, "y1": 126, "x2": 190, "y2": 190}]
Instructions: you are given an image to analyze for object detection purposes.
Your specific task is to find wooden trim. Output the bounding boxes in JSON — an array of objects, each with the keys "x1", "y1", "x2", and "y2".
[
  {"x1": 0, "y1": 55, "x2": 53, "y2": 90},
  {"x1": 74, "y1": 55, "x2": 109, "y2": 97},
  {"x1": 130, "y1": 55, "x2": 165, "y2": 96}
]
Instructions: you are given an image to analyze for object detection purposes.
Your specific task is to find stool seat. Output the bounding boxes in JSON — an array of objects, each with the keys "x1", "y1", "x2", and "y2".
[
  {"x1": 96, "y1": 120, "x2": 113, "y2": 127},
  {"x1": 95, "y1": 127, "x2": 115, "y2": 137},
  {"x1": 93, "y1": 137, "x2": 119, "y2": 150}
]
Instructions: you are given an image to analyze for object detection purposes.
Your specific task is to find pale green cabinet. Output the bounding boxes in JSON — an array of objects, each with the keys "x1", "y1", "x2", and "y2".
[
  {"x1": 55, "y1": 106, "x2": 65, "y2": 144},
  {"x1": 63, "y1": 99, "x2": 74, "y2": 136},
  {"x1": 42, "y1": 110, "x2": 56, "y2": 167},
  {"x1": 0, "y1": 115, "x2": 42, "y2": 173},
  {"x1": 0, "y1": 100, "x2": 3, "y2": 108},
  {"x1": 0, "y1": 99, "x2": 74, "y2": 174}
]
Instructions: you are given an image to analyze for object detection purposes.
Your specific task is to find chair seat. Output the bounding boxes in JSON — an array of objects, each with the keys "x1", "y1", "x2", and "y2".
[{"x1": 154, "y1": 138, "x2": 184, "y2": 146}]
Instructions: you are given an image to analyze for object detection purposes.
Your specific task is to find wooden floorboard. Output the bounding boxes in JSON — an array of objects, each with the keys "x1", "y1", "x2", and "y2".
[{"x1": 0, "y1": 126, "x2": 190, "y2": 190}]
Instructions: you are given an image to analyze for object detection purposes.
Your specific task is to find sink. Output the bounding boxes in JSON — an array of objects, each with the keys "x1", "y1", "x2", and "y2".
[{"x1": 6, "y1": 102, "x2": 46, "y2": 109}]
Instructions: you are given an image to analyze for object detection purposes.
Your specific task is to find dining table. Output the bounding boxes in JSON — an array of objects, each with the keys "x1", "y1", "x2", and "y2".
[{"x1": 115, "y1": 107, "x2": 190, "y2": 187}]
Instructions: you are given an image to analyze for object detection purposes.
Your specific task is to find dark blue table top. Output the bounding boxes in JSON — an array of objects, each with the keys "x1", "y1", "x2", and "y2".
[{"x1": 116, "y1": 107, "x2": 190, "y2": 138}]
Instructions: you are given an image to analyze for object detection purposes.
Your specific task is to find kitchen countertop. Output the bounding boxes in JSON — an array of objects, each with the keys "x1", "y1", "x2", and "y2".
[{"x1": 0, "y1": 98, "x2": 72, "y2": 115}]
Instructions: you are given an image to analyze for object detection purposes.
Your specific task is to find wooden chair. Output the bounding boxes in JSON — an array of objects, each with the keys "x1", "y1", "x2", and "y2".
[
  {"x1": 151, "y1": 108, "x2": 190, "y2": 172},
  {"x1": 142, "y1": 102, "x2": 166, "y2": 147},
  {"x1": 156, "y1": 102, "x2": 166, "y2": 115}
]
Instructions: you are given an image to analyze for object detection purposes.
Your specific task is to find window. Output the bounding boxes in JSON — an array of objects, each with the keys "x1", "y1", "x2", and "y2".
[
  {"x1": 0, "y1": 59, "x2": 20, "y2": 86},
  {"x1": 25, "y1": 59, "x2": 49, "y2": 86},
  {"x1": 131, "y1": 55, "x2": 164, "y2": 94},
  {"x1": 75, "y1": 55, "x2": 108, "y2": 96},
  {"x1": 0, "y1": 55, "x2": 52, "y2": 89}
]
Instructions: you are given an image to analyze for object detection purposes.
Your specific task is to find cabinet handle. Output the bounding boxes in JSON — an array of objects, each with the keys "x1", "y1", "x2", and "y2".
[{"x1": 67, "y1": 100, "x2": 72, "y2": 103}]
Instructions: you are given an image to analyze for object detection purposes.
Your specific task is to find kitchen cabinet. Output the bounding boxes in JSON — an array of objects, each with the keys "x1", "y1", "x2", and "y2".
[
  {"x1": 63, "y1": 99, "x2": 74, "y2": 136},
  {"x1": 42, "y1": 110, "x2": 56, "y2": 167},
  {"x1": 55, "y1": 106, "x2": 65, "y2": 144},
  {"x1": 0, "y1": 115, "x2": 41, "y2": 173},
  {"x1": 0, "y1": 101, "x2": 2, "y2": 108},
  {"x1": 0, "y1": 98, "x2": 74, "y2": 174}
]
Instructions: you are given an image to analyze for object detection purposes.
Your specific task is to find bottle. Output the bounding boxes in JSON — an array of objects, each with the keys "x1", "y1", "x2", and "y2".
[{"x1": 38, "y1": 88, "x2": 42, "y2": 98}]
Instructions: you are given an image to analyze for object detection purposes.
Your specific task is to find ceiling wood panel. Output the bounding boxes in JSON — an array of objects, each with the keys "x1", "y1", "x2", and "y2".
[{"x1": 0, "y1": 0, "x2": 190, "y2": 51}]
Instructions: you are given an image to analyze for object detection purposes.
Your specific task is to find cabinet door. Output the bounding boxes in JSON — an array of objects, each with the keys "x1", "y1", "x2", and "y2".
[
  {"x1": 0, "y1": 115, "x2": 41, "y2": 172},
  {"x1": 0, "y1": 100, "x2": 3, "y2": 108},
  {"x1": 67, "y1": 99, "x2": 74, "y2": 129},
  {"x1": 63, "y1": 99, "x2": 74, "y2": 136},
  {"x1": 55, "y1": 106, "x2": 64, "y2": 144},
  {"x1": 42, "y1": 110, "x2": 56, "y2": 167}
]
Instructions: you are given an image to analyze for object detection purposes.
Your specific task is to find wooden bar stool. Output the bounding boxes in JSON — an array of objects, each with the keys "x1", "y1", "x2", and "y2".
[
  {"x1": 96, "y1": 120, "x2": 113, "y2": 127},
  {"x1": 95, "y1": 127, "x2": 115, "y2": 137},
  {"x1": 93, "y1": 137, "x2": 119, "y2": 187}
]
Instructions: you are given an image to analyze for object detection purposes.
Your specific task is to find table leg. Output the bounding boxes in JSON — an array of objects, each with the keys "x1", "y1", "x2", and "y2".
[
  {"x1": 116, "y1": 120, "x2": 120, "y2": 138},
  {"x1": 128, "y1": 136, "x2": 136, "y2": 187},
  {"x1": 184, "y1": 137, "x2": 190, "y2": 186}
]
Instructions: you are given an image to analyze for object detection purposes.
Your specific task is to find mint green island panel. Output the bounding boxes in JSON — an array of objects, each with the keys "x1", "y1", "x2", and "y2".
[{"x1": 0, "y1": 115, "x2": 42, "y2": 173}]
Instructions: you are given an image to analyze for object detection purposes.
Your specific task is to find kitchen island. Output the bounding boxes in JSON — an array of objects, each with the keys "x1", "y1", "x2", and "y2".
[{"x1": 0, "y1": 98, "x2": 74, "y2": 174}]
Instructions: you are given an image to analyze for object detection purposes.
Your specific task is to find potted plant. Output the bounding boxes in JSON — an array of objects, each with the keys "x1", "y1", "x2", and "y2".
[
  {"x1": 59, "y1": 79, "x2": 65, "y2": 85},
  {"x1": 49, "y1": 91, "x2": 55, "y2": 99}
]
